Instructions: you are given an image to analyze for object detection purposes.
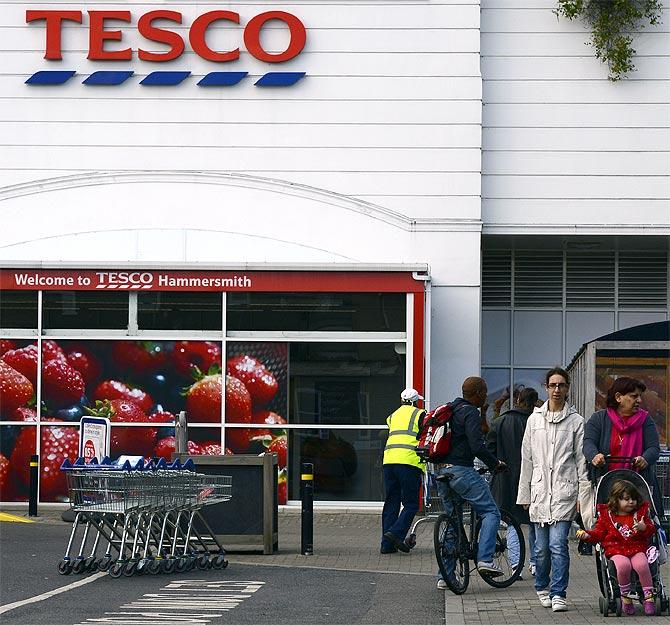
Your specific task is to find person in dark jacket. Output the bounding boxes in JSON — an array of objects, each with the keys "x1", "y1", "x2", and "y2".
[
  {"x1": 486, "y1": 387, "x2": 539, "y2": 576},
  {"x1": 583, "y1": 376, "x2": 663, "y2": 516},
  {"x1": 435, "y1": 376, "x2": 506, "y2": 586}
]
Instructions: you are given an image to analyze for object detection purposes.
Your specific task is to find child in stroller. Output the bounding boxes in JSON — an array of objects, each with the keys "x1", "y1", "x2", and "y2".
[{"x1": 577, "y1": 470, "x2": 669, "y2": 617}]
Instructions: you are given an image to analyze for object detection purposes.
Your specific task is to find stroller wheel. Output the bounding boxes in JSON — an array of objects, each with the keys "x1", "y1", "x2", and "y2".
[
  {"x1": 655, "y1": 596, "x2": 662, "y2": 616},
  {"x1": 614, "y1": 597, "x2": 622, "y2": 617},
  {"x1": 603, "y1": 598, "x2": 610, "y2": 617}
]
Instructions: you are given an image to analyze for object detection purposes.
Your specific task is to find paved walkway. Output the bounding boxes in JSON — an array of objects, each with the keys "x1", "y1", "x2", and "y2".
[{"x1": 3, "y1": 506, "x2": 667, "y2": 623}]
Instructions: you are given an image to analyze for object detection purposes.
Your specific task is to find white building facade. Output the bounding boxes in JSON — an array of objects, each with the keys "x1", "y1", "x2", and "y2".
[{"x1": 0, "y1": 0, "x2": 667, "y2": 504}]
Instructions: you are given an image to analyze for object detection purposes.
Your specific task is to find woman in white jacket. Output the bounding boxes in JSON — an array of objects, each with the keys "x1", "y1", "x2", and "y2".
[{"x1": 517, "y1": 367, "x2": 590, "y2": 613}]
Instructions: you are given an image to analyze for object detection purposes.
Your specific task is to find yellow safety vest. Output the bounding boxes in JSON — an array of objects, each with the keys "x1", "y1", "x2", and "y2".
[{"x1": 383, "y1": 404, "x2": 426, "y2": 470}]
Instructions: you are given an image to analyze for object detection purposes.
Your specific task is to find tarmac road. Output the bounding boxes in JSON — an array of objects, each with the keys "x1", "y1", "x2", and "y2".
[{"x1": 1, "y1": 520, "x2": 443, "y2": 625}]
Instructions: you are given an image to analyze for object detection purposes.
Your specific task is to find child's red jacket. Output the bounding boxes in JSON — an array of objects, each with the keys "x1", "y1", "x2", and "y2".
[{"x1": 581, "y1": 501, "x2": 656, "y2": 558}]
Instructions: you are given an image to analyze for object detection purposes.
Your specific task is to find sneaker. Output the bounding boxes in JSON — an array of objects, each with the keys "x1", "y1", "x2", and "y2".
[
  {"x1": 537, "y1": 590, "x2": 552, "y2": 608},
  {"x1": 528, "y1": 563, "x2": 536, "y2": 577},
  {"x1": 622, "y1": 597, "x2": 636, "y2": 616},
  {"x1": 477, "y1": 561, "x2": 503, "y2": 577},
  {"x1": 552, "y1": 596, "x2": 568, "y2": 612},
  {"x1": 437, "y1": 578, "x2": 447, "y2": 590},
  {"x1": 643, "y1": 592, "x2": 655, "y2": 616}
]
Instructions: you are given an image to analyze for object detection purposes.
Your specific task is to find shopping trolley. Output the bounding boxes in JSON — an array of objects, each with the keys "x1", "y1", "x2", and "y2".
[
  {"x1": 656, "y1": 451, "x2": 670, "y2": 532},
  {"x1": 58, "y1": 457, "x2": 232, "y2": 577}
]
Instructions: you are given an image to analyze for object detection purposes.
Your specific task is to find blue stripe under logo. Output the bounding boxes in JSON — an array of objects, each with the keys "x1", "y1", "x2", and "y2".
[{"x1": 26, "y1": 71, "x2": 306, "y2": 87}]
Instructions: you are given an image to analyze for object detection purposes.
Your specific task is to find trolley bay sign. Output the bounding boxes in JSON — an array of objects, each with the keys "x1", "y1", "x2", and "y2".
[{"x1": 24, "y1": 8, "x2": 307, "y2": 87}]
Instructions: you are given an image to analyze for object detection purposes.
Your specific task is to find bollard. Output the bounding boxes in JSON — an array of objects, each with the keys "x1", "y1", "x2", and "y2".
[
  {"x1": 301, "y1": 462, "x2": 314, "y2": 555},
  {"x1": 28, "y1": 454, "x2": 39, "y2": 516}
]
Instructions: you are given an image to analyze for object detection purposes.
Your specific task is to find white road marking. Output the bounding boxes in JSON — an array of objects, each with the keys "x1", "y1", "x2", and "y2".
[
  {"x1": 0, "y1": 572, "x2": 107, "y2": 615},
  {"x1": 73, "y1": 580, "x2": 265, "y2": 625}
]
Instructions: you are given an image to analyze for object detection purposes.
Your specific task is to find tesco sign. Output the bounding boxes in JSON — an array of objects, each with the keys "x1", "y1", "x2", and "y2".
[{"x1": 27, "y1": 10, "x2": 307, "y2": 63}]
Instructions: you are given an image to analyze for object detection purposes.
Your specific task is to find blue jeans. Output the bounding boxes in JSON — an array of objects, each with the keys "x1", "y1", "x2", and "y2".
[
  {"x1": 381, "y1": 464, "x2": 422, "y2": 548},
  {"x1": 436, "y1": 465, "x2": 501, "y2": 564},
  {"x1": 534, "y1": 521, "x2": 571, "y2": 598},
  {"x1": 508, "y1": 522, "x2": 536, "y2": 568}
]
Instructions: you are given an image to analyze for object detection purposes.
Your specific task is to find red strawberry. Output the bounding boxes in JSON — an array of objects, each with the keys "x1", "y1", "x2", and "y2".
[
  {"x1": 227, "y1": 355, "x2": 278, "y2": 407},
  {"x1": 1, "y1": 345, "x2": 38, "y2": 385},
  {"x1": 0, "y1": 340, "x2": 16, "y2": 358},
  {"x1": 41, "y1": 359, "x2": 85, "y2": 409},
  {"x1": 0, "y1": 453, "x2": 10, "y2": 498},
  {"x1": 10, "y1": 419, "x2": 79, "y2": 501},
  {"x1": 226, "y1": 375, "x2": 252, "y2": 422},
  {"x1": 66, "y1": 346, "x2": 102, "y2": 386},
  {"x1": 88, "y1": 399, "x2": 156, "y2": 456},
  {"x1": 277, "y1": 479, "x2": 287, "y2": 505},
  {"x1": 225, "y1": 427, "x2": 257, "y2": 453},
  {"x1": 112, "y1": 341, "x2": 167, "y2": 376},
  {"x1": 267, "y1": 435, "x2": 287, "y2": 469},
  {"x1": 11, "y1": 406, "x2": 37, "y2": 422},
  {"x1": 149, "y1": 409, "x2": 175, "y2": 424},
  {"x1": 41, "y1": 340, "x2": 67, "y2": 363},
  {"x1": 186, "y1": 372, "x2": 222, "y2": 423},
  {"x1": 0, "y1": 361, "x2": 34, "y2": 416},
  {"x1": 251, "y1": 410, "x2": 287, "y2": 436},
  {"x1": 197, "y1": 441, "x2": 222, "y2": 456},
  {"x1": 93, "y1": 380, "x2": 154, "y2": 413},
  {"x1": 173, "y1": 341, "x2": 222, "y2": 378}
]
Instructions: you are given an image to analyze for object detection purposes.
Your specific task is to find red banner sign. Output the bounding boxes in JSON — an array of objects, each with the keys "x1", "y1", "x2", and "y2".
[{"x1": 0, "y1": 269, "x2": 423, "y2": 292}]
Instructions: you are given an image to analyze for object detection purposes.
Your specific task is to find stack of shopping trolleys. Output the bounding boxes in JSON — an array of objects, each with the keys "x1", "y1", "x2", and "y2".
[{"x1": 58, "y1": 456, "x2": 232, "y2": 578}]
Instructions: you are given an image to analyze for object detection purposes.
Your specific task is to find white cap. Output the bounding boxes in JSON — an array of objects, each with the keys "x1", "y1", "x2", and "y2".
[{"x1": 401, "y1": 388, "x2": 423, "y2": 402}]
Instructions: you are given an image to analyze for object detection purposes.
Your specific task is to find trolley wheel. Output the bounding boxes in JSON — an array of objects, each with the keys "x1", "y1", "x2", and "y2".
[
  {"x1": 72, "y1": 559, "x2": 87, "y2": 574},
  {"x1": 212, "y1": 555, "x2": 228, "y2": 570},
  {"x1": 434, "y1": 513, "x2": 469, "y2": 595},
  {"x1": 58, "y1": 559, "x2": 73, "y2": 575},
  {"x1": 148, "y1": 560, "x2": 162, "y2": 575},
  {"x1": 175, "y1": 557, "x2": 189, "y2": 573},
  {"x1": 84, "y1": 556, "x2": 98, "y2": 572},
  {"x1": 97, "y1": 555, "x2": 112, "y2": 572},
  {"x1": 475, "y1": 508, "x2": 525, "y2": 589},
  {"x1": 123, "y1": 561, "x2": 137, "y2": 577},
  {"x1": 163, "y1": 558, "x2": 177, "y2": 574},
  {"x1": 109, "y1": 562, "x2": 125, "y2": 578},
  {"x1": 405, "y1": 533, "x2": 417, "y2": 549},
  {"x1": 136, "y1": 559, "x2": 149, "y2": 575},
  {"x1": 196, "y1": 555, "x2": 210, "y2": 570},
  {"x1": 614, "y1": 597, "x2": 622, "y2": 617}
]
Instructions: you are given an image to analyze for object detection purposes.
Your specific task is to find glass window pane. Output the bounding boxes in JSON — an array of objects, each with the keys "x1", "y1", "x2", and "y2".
[
  {"x1": 482, "y1": 368, "x2": 511, "y2": 423},
  {"x1": 227, "y1": 292, "x2": 406, "y2": 332},
  {"x1": 566, "y1": 311, "x2": 614, "y2": 364},
  {"x1": 225, "y1": 342, "x2": 288, "y2": 439},
  {"x1": 138, "y1": 292, "x2": 222, "y2": 330},
  {"x1": 42, "y1": 291, "x2": 129, "y2": 330},
  {"x1": 289, "y1": 343, "x2": 405, "y2": 426},
  {"x1": 0, "y1": 291, "x2": 38, "y2": 329},
  {"x1": 289, "y1": 428, "x2": 384, "y2": 502},
  {"x1": 513, "y1": 311, "x2": 562, "y2": 366},
  {"x1": 513, "y1": 368, "x2": 548, "y2": 406},
  {"x1": 39, "y1": 424, "x2": 78, "y2": 502},
  {"x1": 482, "y1": 310, "x2": 510, "y2": 365},
  {"x1": 1, "y1": 424, "x2": 37, "y2": 502}
]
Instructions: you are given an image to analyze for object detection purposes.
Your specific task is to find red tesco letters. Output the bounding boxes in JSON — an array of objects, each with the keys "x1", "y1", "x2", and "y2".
[{"x1": 26, "y1": 9, "x2": 307, "y2": 63}]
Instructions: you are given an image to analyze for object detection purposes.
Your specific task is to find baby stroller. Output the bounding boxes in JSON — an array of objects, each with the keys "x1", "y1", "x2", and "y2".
[{"x1": 593, "y1": 461, "x2": 669, "y2": 617}]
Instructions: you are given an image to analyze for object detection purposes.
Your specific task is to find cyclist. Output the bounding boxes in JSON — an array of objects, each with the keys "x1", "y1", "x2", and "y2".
[{"x1": 435, "y1": 376, "x2": 506, "y2": 588}]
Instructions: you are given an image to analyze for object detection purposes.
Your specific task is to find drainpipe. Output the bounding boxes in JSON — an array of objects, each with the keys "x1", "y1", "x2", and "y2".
[{"x1": 412, "y1": 271, "x2": 431, "y2": 410}]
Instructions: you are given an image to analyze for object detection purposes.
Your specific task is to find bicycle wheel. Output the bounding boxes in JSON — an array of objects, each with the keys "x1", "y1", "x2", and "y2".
[
  {"x1": 434, "y1": 512, "x2": 470, "y2": 595},
  {"x1": 475, "y1": 508, "x2": 524, "y2": 588}
]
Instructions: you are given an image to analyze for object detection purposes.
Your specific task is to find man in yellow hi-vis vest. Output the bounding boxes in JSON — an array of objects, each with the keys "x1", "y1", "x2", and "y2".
[{"x1": 381, "y1": 388, "x2": 426, "y2": 554}]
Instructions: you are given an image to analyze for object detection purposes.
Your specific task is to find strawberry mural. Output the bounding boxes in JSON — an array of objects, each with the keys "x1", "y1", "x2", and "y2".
[{"x1": 0, "y1": 338, "x2": 290, "y2": 505}]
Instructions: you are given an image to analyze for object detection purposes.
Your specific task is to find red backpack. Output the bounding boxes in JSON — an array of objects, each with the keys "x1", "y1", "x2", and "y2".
[{"x1": 416, "y1": 403, "x2": 454, "y2": 463}]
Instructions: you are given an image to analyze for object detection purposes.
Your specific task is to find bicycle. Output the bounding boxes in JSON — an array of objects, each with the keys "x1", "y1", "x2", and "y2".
[{"x1": 434, "y1": 467, "x2": 525, "y2": 594}]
